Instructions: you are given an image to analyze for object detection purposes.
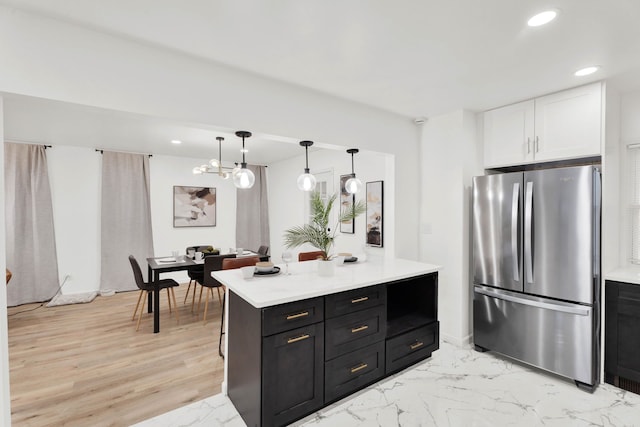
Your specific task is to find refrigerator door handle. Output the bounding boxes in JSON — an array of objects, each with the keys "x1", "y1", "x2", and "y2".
[
  {"x1": 475, "y1": 286, "x2": 591, "y2": 316},
  {"x1": 524, "y1": 181, "x2": 534, "y2": 284},
  {"x1": 511, "y1": 182, "x2": 520, "y2": 281}
]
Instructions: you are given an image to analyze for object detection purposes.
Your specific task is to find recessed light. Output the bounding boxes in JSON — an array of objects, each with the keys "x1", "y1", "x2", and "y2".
[
  {"x1": 527, "y1": 10, "x2": 558, "y2": 27},
  {"x1": 171, "y1": 139, "x2": 182, "y2": 144},
  {"x1": 574, "y1": 66, "x2": 600, "y2": 77}
]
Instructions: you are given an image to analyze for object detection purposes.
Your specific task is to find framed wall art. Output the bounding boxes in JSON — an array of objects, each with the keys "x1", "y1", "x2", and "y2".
[
  {"x1": 366, "y1": 181, "x2": 383, "y2": 247},
  {"x1": 340, "y1": 174, "x2": 355, "y2": 233},
  {"x1": 173, "y1": 186, "x2": 216, "y2": 227}
]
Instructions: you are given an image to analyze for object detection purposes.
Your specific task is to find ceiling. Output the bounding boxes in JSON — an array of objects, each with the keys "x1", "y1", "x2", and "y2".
[
  {"x1": 2, "y1": 0, "x2": 640, "y2": 160},
  {"x1": 2, "y1": 93, "x2": 313, "y2": 165}
]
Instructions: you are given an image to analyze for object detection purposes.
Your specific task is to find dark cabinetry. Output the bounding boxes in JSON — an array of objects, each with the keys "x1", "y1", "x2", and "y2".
[
  {"x1": 605, "y1": 280, "x2": 640, "y2": 393},
  {"x1": 262, "y1": 323, "x2": 324, "y2": 426},
  {"x1": 228, "y1": 295, "x2": 325, "y2": 427},
  {"x1": 228, "y1": 272, "x2": 439, "y2": 427},
  {"x1": 324, "y1": 285, "x2": 387, "y2": 402},
  {"x1": 325, "y1": 341, "x2": 385, "y2": 403},
  {"x1": 386, "y1": 274, "x2": 439, "y2": 374}
]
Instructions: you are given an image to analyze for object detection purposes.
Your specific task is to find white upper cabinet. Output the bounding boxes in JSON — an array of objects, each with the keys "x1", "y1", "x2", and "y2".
[
  {"x1": 484, "y1": 82, "x2": 603, "y2": 168},
  {"x1": 484, "y1": 100, "x2": 535, "y2": 167}
]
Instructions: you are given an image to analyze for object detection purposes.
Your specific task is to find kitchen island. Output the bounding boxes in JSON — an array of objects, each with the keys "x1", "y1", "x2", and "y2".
[{"x1": 213, "y1": 258, "x2": 440, "y2": 427}]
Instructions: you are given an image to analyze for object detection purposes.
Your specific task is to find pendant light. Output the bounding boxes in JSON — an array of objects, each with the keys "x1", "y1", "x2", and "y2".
[
  {"x1": 233, "y1": 131, "x2": 255, "y2": 189},
  {"x1": 345, "y1": 148, "x2": 363, "y2": 194},
  {"x1": 297, "y1": 140, "x2": 317, "y2": 191},
  {"x1": 192, "y1": 136, "x2": 232, "y2": 179}
]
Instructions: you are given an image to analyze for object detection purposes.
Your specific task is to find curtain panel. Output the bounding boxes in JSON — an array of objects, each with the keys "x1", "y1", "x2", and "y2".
[
  {"x1": 236, "y1": 165, "x2": 270, "y2": 252},
  {"x1": 100, "y1": 151, "x2": 154, "y2": 292},
  {"x1": 4, "y1": 142, "x2": 59, "y2": 306}
]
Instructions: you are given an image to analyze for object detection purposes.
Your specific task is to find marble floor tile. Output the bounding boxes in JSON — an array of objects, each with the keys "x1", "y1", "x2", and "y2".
[{"x1": 132, "y1": 342, "x2": 640, "y2": 427}]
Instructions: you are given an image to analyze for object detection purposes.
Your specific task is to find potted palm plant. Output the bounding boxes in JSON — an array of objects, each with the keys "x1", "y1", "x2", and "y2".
[{"x1": 284, "y1": 191, "x2": 366, "y2": 276}]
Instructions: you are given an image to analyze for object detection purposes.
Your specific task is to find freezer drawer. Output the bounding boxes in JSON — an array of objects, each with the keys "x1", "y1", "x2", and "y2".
[{"x1": 473, "y1": 285, "x2": 596, "y2": 385}]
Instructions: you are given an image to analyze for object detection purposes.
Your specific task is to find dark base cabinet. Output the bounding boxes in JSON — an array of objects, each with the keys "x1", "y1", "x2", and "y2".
[
  {"x1": 386, "y1": 322, "x2": 439, "y2": 375},
  {"x1": 325, "y1": 341, "x2": 386, "y2": 403},
  {"x1": 228, "y1": 272, "x2": 439, "y2": 427},
  {"x1": 605, "y1": 280, "x2": 640, "y2": 394},
  {"x1": 228, "y1": 294, "x2": 325, "y2": 427},
  {"x1": 262, "y1": 323, "x2": 324, "y2": 426}
]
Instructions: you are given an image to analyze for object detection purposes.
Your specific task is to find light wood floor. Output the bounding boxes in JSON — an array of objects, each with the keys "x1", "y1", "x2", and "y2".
[{"x1": 7, "y1": 282, "x2": 225, "y2": 427}]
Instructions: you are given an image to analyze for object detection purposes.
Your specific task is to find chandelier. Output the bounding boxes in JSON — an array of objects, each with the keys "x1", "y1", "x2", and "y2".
[{"x1": 192, "y1": 136, "x2": 235, "y2": 179}]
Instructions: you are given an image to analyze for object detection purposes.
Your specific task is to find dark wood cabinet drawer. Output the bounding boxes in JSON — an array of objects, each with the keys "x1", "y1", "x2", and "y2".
[
  {"x1": 325, "y1": 341, "x2": 385, "y2": 403},
  {"x1": 262, "y1": 296, "x2": 324, "y2": 336},
  {"x1": 325, "y1": 285, "x2": 387, "y2": 319},
  {"x1": 325, "y1": 305, "x2": 386, "y2": 360},
  {"x1": 386, "y1": 321, "x2": 439, "y2": 374}
]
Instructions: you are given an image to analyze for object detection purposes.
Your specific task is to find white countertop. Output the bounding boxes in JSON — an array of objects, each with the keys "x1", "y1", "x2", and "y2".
[
  {"x1": 604, "y1": 267, "x2": 640, "y2": 285},
  {"x1": 212, "y1": 258, "x2": 441, "y2": 308}
]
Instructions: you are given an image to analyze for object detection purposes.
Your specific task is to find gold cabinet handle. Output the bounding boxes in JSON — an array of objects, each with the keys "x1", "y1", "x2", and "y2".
[
  {"x1": 350, "y1": 363, "x2": 368, "y2": 373},
  {"x1": 351, "y1": 296, "x2": 369, "y2": 304},
  {"x1": 287, "y1": 334, "x2": 310, "y2": 344},
  {"x1": 410, "y1": 341, "x2": 424, "y2": 350},
  {"x1": 286, "y1": 311, "x2": 309, "y2": 320},
  {"x1": 351, "y1": 325, "x2": 369, "y2": 333}
]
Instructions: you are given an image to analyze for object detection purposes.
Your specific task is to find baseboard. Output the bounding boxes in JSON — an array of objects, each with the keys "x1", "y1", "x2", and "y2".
[
  {"x1": 221, "y1": 380, "x2": 227, "y2": 396},
  {"x1": 441, "y1": 331, "x2": 473, "y2": 348}
]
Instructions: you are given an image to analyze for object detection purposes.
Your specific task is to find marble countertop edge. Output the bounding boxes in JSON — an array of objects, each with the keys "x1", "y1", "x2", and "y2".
[
  {"x1": 212, "y1": 258, "x2": 441, "y2": 308},
  {"x1": 604, "y1": 266, "x2": 640, "y2": 285}
]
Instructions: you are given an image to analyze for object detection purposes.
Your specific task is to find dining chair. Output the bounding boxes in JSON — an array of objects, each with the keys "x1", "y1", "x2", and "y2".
[
  {"x1": 195, "y1": 253, "x2": 236, "y2": 317},
  {"x1": 298, "y1": 250, "x2": 324, "y2": 261},
  {"x1": 129, "y1": 255, "x2": 180, "y2": 331},
  {"x1": 216, "y1": 255, "x2": 261, "y2": 359},
  {"x1": 257, "y1": 245, "x2": 269, "y2": 256},
  {"x1": 184, "y1": 245, "x2": 219, "y2": 305},
  {"x1": 184, "y1": 245, "x2": 200, "y2": 304}
]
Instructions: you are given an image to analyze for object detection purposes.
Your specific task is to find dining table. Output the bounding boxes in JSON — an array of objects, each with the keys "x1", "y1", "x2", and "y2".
[
  {"x1": 146, "y1": 256, "x2": 198, "y2": 333},
  {"x1": 146, "y1": 250, "x2": 265, "y2": 333}
]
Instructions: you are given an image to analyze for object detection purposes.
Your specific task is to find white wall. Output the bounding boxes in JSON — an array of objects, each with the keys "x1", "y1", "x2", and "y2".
[
  {"x1": 149, "y1": 155, "x2": 238, "y2": 282},
  {"x1": 618, "y1": 90, "x2": 640, "y2": 270},
  {"x1": 48, "y1": 146, "x2": 101, "y2": 294},
  {"x1": 602, "y1": 88, "x2": 621, "y2": 275},
  {"x1": 0, "y1": 96, "x2": 12, "y2": 426},
  {"x1": 268, "y1": 148, "x2": 391, "y2": 263},
  {"x1": 419, "y1": 110, "x2": 482, "y2": 346}
]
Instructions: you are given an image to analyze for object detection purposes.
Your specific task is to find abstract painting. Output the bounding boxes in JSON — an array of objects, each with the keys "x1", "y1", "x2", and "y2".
[
  {"x1": 366, "y1": 181, "x2": 383, "y2": 247},
  {"x1": 173, "y1": 186, "x2": 216, "y2": 227},
  {"x1": 340, "y1": 174, "x2": 355, "y2": 233}
]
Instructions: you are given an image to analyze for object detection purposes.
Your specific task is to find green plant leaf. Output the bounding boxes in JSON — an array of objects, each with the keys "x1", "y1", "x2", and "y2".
[{"x1": 282, "y1": 190, "x2": 364, "y2": 260}]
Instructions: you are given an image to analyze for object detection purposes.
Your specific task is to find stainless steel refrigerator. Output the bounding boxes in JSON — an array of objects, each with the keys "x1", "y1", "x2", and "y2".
[{"x1": 472, "y1": 165, "x2": 601, "y2": 391}]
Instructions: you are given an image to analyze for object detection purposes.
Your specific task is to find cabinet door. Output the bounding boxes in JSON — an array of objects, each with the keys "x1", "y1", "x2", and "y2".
[
  {"x1": 484, "y1": 100, "x2": 534, "y2": 168},
  {"x1": 534, "y1": 82, "x2": 602, "y2": 162},
  {"x1": 262, "y1": 323, "x2": 324, "y2": 427},
  {"x1": 606, "y1": 281, "x2": 640, "y2": 384}
]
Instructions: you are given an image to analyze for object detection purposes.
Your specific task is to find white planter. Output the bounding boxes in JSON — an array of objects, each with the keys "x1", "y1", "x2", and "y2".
[{"x1": 317, "y1": 259, "x2": 336, "y2": 277}]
